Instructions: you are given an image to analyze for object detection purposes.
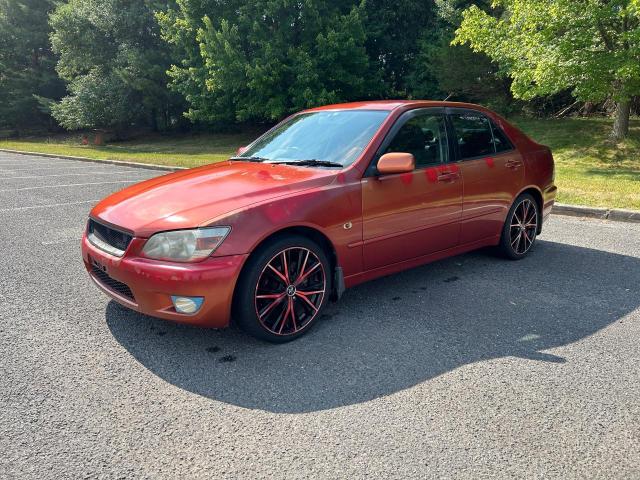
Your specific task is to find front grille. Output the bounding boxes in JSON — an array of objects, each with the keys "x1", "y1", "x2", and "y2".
[
  {"x1": 90, "y1": 262, "x2": 136, "y2": 302},
  {"x1": 87, "y1": 219, "x2": 132, "y2": 256}
]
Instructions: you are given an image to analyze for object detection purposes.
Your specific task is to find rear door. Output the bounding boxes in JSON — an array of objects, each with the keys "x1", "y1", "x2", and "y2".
[
  {"x1": 447, "y1": 108, "x2": 524, "y2": 244},
  {"x1": 361, "y1": 108, "x2": 463, "y2": 271}
]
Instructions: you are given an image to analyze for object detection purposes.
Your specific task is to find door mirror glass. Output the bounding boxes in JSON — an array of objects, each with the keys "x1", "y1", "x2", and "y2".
[{"x1": 377, "y1": 152, "x2": 415, "y2": 175}]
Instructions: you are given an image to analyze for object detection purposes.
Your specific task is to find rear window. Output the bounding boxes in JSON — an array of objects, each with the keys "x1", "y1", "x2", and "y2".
[
  {"x1": 491, "y1": 121, "x2": 514, "y2": 153},
  {"x1": 450, "y1": 113, "x2": 494, "y2": 160}
]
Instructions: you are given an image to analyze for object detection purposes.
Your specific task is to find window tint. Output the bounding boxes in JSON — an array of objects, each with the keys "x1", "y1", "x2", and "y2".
[
  {"x1": 384, "y1": 113, "x2": 448, "y2": 168},
  {"x1": 491, "y1": 121, "x2": 514, "y2": 153},
  {"x1": 450, "y1": 113, "x2": 494, "y2": 159}
]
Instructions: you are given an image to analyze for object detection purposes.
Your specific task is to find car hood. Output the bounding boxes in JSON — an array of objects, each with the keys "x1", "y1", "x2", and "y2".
[{"x1": 91, "y1": 161, "x2": 337, "y2": 237}]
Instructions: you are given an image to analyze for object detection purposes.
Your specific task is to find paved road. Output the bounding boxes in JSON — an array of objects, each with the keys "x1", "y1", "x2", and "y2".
[{"x1": 1, "y1": 151, "x2": 639, "y2": 479}]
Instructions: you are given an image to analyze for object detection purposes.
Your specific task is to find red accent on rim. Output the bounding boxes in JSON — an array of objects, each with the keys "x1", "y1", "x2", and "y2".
[{"x1": 255, "y1": 247, "x2": 326, "y2": 336}]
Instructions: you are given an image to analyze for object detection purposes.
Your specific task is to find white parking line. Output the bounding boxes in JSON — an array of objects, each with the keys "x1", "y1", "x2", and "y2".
[
  {"x1": 41, "y1": 239, "x2": 76, "y2": 245},
  {"x1": 0, "y1": 180, "x2": 140, "y2": 192},
  {"x1": 4, "y1": 171, "x2": 156, "y2": 179},
  {"x1": 0, "y1": 158, "x2": 73, "y2": 163},
  {"x1": 0, "y1": 157, "x2": 78, "y2": 166},
  {"x1": 0, "y1": 161, "x2": 86, "y2": 166},
  {"x1": 0, "y1": 200, "x2": 101, "y2": 212},
  {"x1": 0, "y1": 165, "x2": 134, "y2": 173},
  {"x1": 0, "y1": 158, "x2": 48, "y2": 163}
]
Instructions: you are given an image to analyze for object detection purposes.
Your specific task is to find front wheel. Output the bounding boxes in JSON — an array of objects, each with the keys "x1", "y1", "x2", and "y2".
[
  {"x1": 233, "y1": 235, "x2": 331, "y2": 343},
  {"x1": 499, "y1": 194, "x2": 539, "y2": 260}
]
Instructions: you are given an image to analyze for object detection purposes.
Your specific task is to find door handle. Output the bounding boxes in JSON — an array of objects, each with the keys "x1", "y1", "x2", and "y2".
[
  {"x1": 437, "y1": 171, "x2": 460, "y2": 182},
  {"x1": 506, "y1": 160, "x2": 522, "y2": 169}
]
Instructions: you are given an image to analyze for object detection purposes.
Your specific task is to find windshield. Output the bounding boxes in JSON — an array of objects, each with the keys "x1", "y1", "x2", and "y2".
[{"x1": 238, "y1": 110, "x2": 390, "y2": 167}]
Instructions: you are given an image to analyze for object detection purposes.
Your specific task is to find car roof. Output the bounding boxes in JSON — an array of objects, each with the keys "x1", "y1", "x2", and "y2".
[{"x1": 303, "y1": 100, "x2": 488, "y2": 113}]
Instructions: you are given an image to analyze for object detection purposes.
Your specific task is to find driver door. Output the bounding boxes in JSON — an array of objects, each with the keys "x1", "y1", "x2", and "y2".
[{"x1": 361, "y1": 108, "x2": 463, "y2": 271}]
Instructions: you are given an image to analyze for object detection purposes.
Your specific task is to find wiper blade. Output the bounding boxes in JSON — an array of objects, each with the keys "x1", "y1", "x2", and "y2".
[
  {"x1": 270, "y1": 159, "x2": 344, "y2": 168},
  {"x1": 229, "y1": 156, "x2": 269, "y2": 162}
]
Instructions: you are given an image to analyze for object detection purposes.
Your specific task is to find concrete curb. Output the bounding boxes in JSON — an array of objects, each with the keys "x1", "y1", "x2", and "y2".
[
  {"x1": 553, "y1": 203, "x2": 640, "y2": 223},
  {"x1": 607, "y1": 208, "x2": 640, "y2": 223},
  {"x1": 2, "y1": 147, "x2": 639, "y2": 223},
  {"x1": 0, "y1": 148, "x2": 186, "y2": 172}
]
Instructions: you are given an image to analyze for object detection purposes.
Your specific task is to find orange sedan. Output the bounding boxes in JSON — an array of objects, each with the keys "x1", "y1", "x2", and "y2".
[{"x1": 82, "y1": 101, "x2": 556, "y2": 342}]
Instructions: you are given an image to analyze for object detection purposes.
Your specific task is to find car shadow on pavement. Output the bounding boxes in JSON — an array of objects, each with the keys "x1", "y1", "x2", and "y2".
[{"x1": 106, "y1": 240, "x2": 639, "y2": 413}]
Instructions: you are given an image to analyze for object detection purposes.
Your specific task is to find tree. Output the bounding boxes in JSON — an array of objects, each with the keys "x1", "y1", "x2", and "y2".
[
  {"x1": 408, "y1": 0, "x2": 512, "y2": 109},
  {"x1": 158, "y1": 0, "x2": 382, "y2": 124},
  {"x1": 49, "y1": 0, "x2": 181, "y2": 132},
  {"x1": 363, "y1": 0, "x2": 436, "y2": 97},
  {"x1": 0, "y1": 0, "x2": 65, "y2": 130},
  {"x1": 454, "y1": 0, "x2": 640, "y2": 140},
  {"x1": 51, "y1": 68, "x2": 140, "y2": 131}
]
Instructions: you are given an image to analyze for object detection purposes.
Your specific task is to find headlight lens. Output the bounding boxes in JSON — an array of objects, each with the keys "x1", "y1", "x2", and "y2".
[{"x1": 141, "y1": 227, "x2": 230, "y2": 262}]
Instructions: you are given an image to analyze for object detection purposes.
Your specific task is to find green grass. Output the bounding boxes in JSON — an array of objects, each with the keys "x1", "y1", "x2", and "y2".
[
  {"x1": 1, "y1": 117, "x2": 639, "y2": 209},
  {"x1": 513, "y1": 116, "x2": 640, "y2": 210},
  {"x1": 0, "y1": 130, "x2": 262, "y2": 168}
]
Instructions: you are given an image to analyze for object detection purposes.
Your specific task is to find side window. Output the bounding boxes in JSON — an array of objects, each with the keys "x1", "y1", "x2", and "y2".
[
  {"x1": 450, "y1": 113, "x2": 494, "y2": 160},
  {"x1": 383, "y1": 113, "x2": 448, "y2": 168},
  {"x1": 491, "y1": 121, "x2": 514, "y2": 153}
]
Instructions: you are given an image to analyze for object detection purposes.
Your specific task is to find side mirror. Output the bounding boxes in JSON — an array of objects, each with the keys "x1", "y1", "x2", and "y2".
[
  {"x1": 377, "y1": 152, "x2": 415, "y2": 175},
  {"x1": 236, "y1": 146, "x2": 249, "y2": 156}
]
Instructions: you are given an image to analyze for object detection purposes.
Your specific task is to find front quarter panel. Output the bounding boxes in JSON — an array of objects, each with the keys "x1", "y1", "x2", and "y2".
[{"x1": 212, "y1": 175, "x2": 364, "y2": 277}]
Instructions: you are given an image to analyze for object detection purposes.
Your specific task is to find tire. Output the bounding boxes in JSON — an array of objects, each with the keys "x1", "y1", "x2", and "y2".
[
  {"x1": 233, "y1": 235, "x2": 332, "y2": 343},
  {"x1": 499, "y1": 193, "x2": 540, "y2": 260}
]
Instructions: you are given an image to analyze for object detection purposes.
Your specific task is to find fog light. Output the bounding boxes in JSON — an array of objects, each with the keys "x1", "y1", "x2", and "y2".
[{"x1": 171, "y1": 296, "x2": 204, "y2": 314}]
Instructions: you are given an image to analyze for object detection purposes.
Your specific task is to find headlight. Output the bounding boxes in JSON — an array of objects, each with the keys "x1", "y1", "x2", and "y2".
[{"x1": 141, "y1": 227, "x2": 230, "y2": 262}]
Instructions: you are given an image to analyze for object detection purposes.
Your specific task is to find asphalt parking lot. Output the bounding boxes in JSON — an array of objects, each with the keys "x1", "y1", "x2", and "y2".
[{"x1": 1, "y1": 151, "x2": 639, "y2": 479}]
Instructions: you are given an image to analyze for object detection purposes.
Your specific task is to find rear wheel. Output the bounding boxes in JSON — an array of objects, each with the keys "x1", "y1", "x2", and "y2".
[
  {"x1": 499, "y1": 193, "x2": 539, "y2": 260},
  {"x1": 233, "y1": 235, "x2": 331, "y2": 343}
]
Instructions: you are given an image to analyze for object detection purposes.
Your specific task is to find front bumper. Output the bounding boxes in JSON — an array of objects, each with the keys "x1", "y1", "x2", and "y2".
[{"x1": 81, "y1": 233, "x2": 247, "y2": 328}]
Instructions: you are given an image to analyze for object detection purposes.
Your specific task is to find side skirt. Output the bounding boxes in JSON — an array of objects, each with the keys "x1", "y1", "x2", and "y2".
[{"x1": 343, "y1": 236, "x2": 500, "y2": 289}]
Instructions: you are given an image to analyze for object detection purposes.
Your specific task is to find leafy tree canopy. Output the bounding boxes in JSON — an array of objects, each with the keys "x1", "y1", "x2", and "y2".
[
  {"x1": 0, "y1": 0, "x2": 64, "y2": 130},
  {"x1": 158, "y1": 0, "x2": 382, "y2": 124},
  {"x1": 454, "y1": 0, "x2": 640, "y2": 139},
  {"x1": 50, "y1": 0, "x2": 181, "y2": 132},
  {"x1": 363, "y1": 0, "x2": 437, "y2": 96},
  {"x1": 51, "y1": 68, "x2": 140, "y2": 131},
  {"x1": 409, "y1": 0, "x2": 512, "y2": 109}
]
